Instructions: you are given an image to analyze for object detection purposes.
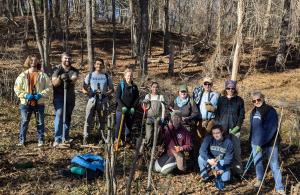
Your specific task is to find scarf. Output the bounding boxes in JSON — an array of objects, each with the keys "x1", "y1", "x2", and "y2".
[{"x1": 175, "y1": 96, "x2": 189, "y2": 108}]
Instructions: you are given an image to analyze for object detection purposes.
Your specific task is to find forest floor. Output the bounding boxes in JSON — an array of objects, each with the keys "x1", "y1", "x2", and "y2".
[{"x1": 0, "y1": 17, "x2": 300, "y2": 194}]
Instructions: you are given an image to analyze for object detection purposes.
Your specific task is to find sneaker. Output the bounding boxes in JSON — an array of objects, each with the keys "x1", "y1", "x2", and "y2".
[
  {"x1": 276, "y1": 190, "x2": 286, "y2": 195},
  {"x1": 254, "y1": 179, "x2": 263, "y2": 188},
  {"x1": 38, "y1": 140, "x2": 44, "y2": 147},
  {"x1": 53, "y1": 141, "x2": 60, "y2": 147},
  {"x1": 17, "y1": 141, "x2": 25, "y2": 147}
]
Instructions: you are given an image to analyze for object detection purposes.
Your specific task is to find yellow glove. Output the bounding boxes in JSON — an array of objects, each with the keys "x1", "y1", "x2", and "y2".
[{"x1": 205, "y1": 102, "x2": 215, "y2": 112}]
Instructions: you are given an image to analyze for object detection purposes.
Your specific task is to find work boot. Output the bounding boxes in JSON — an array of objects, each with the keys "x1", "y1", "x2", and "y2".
[{"x1": 254, "y1": 179, "x2": 263, "y2": 188}]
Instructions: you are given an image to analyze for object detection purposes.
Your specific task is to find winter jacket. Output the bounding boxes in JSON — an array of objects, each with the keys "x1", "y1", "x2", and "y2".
[
  {"x1": 250, "y1": 104, "x2": 280, "y2": 147},
  {"x1": 14, "y1": 70, "x2": 51, "y2": 105},
  {"x1": 215, "y1": 95, "x2": 245, "y2": 133},
  {"x1": 115, "y1": 80, "x2": 139, "y2": 111},
  {"x1": 199, "y1": 134, "x2": 234, "y2": 169},
  {"x1": 161, "y1": 123, "x2": 192, "y2": 156},
  {"x1": 171, "y1": 96, "x2": 199, "y2": 122}
]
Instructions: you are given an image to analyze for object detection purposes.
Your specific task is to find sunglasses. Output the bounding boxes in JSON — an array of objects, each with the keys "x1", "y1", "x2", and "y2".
[
  {"x1": 226, "y1": 88, "x2": 235, "y2": 90},
  {"x1": 204, "y1": 82, "x2": 212, "y2": 86},
  {"x1": 252, "y1": 99, "x2": 262, "y2": 103},
  {"x1": 180, "y1": 91, "x2": 187, "y2": 93}
]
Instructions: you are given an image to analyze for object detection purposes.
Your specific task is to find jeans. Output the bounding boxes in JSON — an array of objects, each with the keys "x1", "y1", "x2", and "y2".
[
  {"x1": 53, "y1": 98, "x2": 75, "y2": 143},
  {"x1": 83, "y1": 98, "x2": 107, "y2": 139},
  {"x1": 115, "y1": 111, "x2": 134, "y2": 141},
  {"x1": 19, "y1": 104, "x2": 45, "y2": 143},
  {"x1": 198, "y1": 156, "x2": 231, "y2": 182},
  {"x1": 251, "y1": 144, "x2": 284, "y2": 191}
]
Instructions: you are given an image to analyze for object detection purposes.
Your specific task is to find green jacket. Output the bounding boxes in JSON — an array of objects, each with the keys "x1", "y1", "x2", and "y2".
[{"x1": 14, "y1": 70, "x2": 51, "y2": 105}]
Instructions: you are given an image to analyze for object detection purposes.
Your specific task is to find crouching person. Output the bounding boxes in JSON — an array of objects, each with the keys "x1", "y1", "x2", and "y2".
[
  {"x1": 154, "y1": 110, "x2": 192, "y2": 174},
  {"x1": 198, "y1": 125, "x2": 233, "y2": 184}
]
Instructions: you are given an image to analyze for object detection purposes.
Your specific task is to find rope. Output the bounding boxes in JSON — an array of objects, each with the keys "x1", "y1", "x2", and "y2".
[{"x1": 256, "y1": 107, "x2": 284, "y2": 195}]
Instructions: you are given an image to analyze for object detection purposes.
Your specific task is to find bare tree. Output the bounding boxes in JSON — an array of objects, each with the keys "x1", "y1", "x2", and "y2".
[
  {"x1": 112, "y1": 0, "x2": 116, "y2": 66},
  {"x1": 275, "y1": 0, "x2": 291, "y2": 70},
  {"x1": 262, "y1": 0, "x2": 272, "y2": 41},
  {"x1": 231, "y1": 0, "x2": 245, "y2": 81},
  {"x1": 86, "y1": 0, "x2": 94, "y2": 72},
  {"x1": 163, "y1": 0, "x2": 170, "y2": 55}
]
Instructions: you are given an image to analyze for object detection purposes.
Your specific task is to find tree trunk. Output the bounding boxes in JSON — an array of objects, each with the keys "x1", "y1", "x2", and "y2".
[
  {"x1": 205, "y1": 0, "x2": 213, "y2": 43},
  {"x1": 92, "y1": 0, "x2": 96, "y2": 26},
  {"x1": 63, "y1": 0, "x2": 69, "y2": 52},
  {"x1": 262, "y1": 0, "x2": 272, "y2": 41},
  {"x1": 86, "y1": 0, "x2": 94, "y2": 72},
  {"x1": 231, "y1": 0, "x2": 245, "y2": 81},
  {"x1": 275, "y1": 0, "x2": 291, "y2": 70},
  {"x1": 43, "y1": 0, "x2": 50, "y2": 72},
  {"x1": 168, "y1": 43, "x2": 174, "y2": 76},
  {"x1": 29, "y1": 0, "x2": 45, "y2": 66},
  {"x1": 139, "y1": 0, "x2": 149, "y2": 76},
  {"x1": 112, "y1": 0, "x2": 116, "y2": 67},
  {"x1": 130, "y1": 0, "x2": 139, "y2": 58},
  {"x1": 163, "y1": 0, "x2": 169, "y2": 55}
]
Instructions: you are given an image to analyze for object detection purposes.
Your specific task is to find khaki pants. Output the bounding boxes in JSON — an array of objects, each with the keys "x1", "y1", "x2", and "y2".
[{"x1": 83, "y1": 98, "x2": 107, "y2": 139}]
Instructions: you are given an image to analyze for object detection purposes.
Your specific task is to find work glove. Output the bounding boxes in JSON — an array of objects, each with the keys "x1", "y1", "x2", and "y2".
[
  {"x1": 60, "y1": 73, "x2": 70, "y2": 81},
  {"x1": 130, "y1": 107, "x2": 135, "y2": 115},
  {"x1": 34, "y1": 93, "x2": 42, "y2": 101},
  {"x1": 229, "y1": 126, "x2": 240, "y2": 135},
  {"x1": 256, "y1": 146, "x2": 262, "y2": 153},
  {"x1": 24, "y1": 93, "x2": 34, "y2": 100},
  {"x1": 121, "y1": 107, "x2": 128, "y2": 114},
  {"x1": 205, "y1": 102, "x2": 215, "y2": 112}
]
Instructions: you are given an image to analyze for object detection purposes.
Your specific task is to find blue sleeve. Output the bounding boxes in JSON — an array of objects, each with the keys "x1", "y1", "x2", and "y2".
[
  {"x1": 211, "y1": 92, "x2": 219, "y2": 108},
  {"x1": 222, "y1": 140, "x2": 234, "y2": 168},
  {"x1": 199, "y1": 136, "x2": 213, "y2": 162}
]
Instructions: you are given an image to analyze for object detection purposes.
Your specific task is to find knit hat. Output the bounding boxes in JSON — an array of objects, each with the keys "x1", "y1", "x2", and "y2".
[{"x1": 225, "y1": 80, "x2": 237, "y2": 88}]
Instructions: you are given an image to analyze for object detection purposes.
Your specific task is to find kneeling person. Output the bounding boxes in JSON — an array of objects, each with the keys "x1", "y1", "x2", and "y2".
[
  {"x1": 154, "y1": 110, "x2": 192, "y2": 174},
  {"x1": 198, "y1": 125, "x2": 233, "y2": 184}
]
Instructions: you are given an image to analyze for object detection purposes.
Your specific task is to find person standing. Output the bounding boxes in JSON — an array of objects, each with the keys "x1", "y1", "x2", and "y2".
[
  {"x1": 114, "y1": 67, "x2": 139, "y2": 146},
  {"x1": 51, "y1": 52, "x2": 79, "y2": 146},
  {"x1": 170, "y1": 84, "x2": 198, "y2": 131},
  {"x1": 250, "y1": 91, "x2": 285, "y2": 195},
  {"x1": 215, "y1": 80, "x2": 245, "y2": 176},
  {"x1": 193, "y1": 77, "x2": 219, "y2": 138},
  {"x1": 143, "y1": 81, "x2": 165, "y2": 145},
  {"x1": 14, "y1": 55, "x2": 51, "y2": 147},
  {"x1": 82, "y1": 58, "x2": 114, "y2": 145}
]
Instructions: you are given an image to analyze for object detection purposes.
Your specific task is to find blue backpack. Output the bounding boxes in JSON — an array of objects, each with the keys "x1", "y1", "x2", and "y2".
[{"x1": 70, "y1": 153, "x2": 105, "y2": 179}]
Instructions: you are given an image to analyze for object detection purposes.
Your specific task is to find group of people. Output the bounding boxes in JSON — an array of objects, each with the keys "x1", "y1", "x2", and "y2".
[{"x1": 14, "y1": 53, "x2": 285, "y2": 194}]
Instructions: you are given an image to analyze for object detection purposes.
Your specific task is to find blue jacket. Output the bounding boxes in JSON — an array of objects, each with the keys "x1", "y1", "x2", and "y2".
[
  {"x1": 250, "y1": 105, "x2": 279, "y2": 147},
  {"x1": 199, "y1": 135, "x2": 234, "y2": 169}
]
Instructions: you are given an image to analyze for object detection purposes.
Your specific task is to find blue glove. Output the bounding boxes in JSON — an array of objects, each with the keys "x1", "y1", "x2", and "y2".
[
  {"x1": 34, "y1": 93, "x2": 42, "y2": 101},
  {"x1": 24, "y1": 94, "x2": 34, "y2": 100}
]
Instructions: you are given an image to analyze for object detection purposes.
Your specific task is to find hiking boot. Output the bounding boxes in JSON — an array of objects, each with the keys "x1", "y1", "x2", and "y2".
[
  {"x1": 254, "y1": 179, "x2": 263, "y2": 188},
  {"x1": 38, "y1": 140, "x2": 44, "y2": 147},
  {"x1": 276, "y1": 190, "x2": 286, "y2": 195},
  {"x1": 53, "y1": 141, "x2": 60, "y2": 147}
]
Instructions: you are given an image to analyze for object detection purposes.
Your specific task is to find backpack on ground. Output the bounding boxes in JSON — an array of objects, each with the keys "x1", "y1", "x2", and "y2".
[{"x1": 70, "y1": 153, "x2": 105, "y2": 180}]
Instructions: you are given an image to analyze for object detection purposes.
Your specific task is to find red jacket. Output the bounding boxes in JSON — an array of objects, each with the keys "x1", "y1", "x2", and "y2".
[{"x1": 161, "y1": 123, "x2": 192, "y2": 156}]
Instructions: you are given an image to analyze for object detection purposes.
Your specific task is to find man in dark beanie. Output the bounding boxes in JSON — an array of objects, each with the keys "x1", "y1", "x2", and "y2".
[{"x1": 250, "y1": 91, "x2": 285, "y2": 195}]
